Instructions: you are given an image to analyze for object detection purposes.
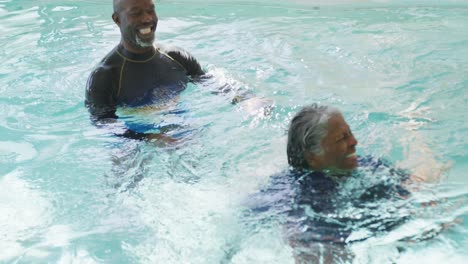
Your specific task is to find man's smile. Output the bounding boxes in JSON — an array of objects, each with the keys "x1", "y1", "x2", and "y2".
[{"x1": 139, "y1": 27, "x2": 152, "y2": 35}]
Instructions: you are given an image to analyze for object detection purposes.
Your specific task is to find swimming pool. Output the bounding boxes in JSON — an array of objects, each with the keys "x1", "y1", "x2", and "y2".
[{"x1": 1, "y1": 0, "x2": 467, "y2": 263}]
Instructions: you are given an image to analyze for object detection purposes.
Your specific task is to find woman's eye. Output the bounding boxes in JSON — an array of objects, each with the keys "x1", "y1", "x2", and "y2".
[{"x1": 339, "y1": 133, "x2": 349, "y2": 141}]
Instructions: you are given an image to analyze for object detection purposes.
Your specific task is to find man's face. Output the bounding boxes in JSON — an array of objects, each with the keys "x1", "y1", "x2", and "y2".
[
  {"x1": 114, "y1": 0, "x2": 158, "y2": 51},
  {"x1": 311, "y1": 114, "x2": 358, "y2": 172}
]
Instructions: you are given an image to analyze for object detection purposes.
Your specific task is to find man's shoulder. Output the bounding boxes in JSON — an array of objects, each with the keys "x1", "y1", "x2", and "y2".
[
  {"x1": 88, "y1": 46, "x2": 123, "y2": 78},
  {"x1": 156, "y1": 43, "x2": 195, "y2": 67},
  {"x1": 86, "y1": 47, "x2": 121, "y2": 93},
  {"x1": 156, "y1": 43, "x2": 189, "y2": 57},
  {"x1": 93, "y1": 45, "x2": 123, "y2": 70},
  {"x1": 156, "y1": 43, "x2": 204, "y2": 76}
]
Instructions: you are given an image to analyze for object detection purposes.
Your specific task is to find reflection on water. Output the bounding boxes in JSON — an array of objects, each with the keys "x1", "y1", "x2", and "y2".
[{"x1": 0, "y1": 0, "x2": 467, "y2": 263}]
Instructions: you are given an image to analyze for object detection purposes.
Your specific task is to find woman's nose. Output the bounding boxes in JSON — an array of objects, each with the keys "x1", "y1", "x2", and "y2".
[{"x1": 349, "y1": 134, "x2": 358, "y2": 147}]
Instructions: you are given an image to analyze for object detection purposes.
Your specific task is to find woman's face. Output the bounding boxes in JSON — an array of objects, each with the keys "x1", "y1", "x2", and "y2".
[{"x1": 310, "y1": 114, "x2": 358, "y2": 172}]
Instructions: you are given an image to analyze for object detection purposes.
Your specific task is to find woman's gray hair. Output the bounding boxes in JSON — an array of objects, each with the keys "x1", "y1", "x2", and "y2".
[
  {"x1": 113, "y1": 0, "x2": 123, "y2": 13},
  {"x1": 287, "y1": 104, "x2": 341, "y2": 169}
]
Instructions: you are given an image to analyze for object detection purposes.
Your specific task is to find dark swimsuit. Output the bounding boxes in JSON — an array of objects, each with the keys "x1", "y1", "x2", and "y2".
[
  {"x1": 247, "y1": 156, "x2": 411, "y2": 245},
  {"x1": 85, "y1": 44, "x2": 204, "y2": 138}
]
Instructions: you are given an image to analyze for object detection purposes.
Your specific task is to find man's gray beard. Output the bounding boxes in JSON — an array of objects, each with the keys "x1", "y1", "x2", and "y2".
[{"x1": 136, "y1": 35, "x2": 154, "y2": 48}]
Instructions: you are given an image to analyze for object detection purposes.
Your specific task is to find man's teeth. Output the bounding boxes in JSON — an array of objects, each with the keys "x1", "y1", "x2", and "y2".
[
  {"x1": 139, "y1": 28, "x2": 151, "y2": 34},
  {"x1": 346, "y1": 153, "x2": 356, "y2": 158}
]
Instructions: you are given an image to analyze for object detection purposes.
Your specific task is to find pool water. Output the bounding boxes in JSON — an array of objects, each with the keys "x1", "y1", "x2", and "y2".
[{"x1": 1, "y1": 0, "x2": 467, "y2": 263}]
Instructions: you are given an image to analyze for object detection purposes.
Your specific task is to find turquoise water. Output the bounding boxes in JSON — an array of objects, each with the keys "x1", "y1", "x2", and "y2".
[{"x1": 1, "y1": 0, "x2": 467, "y2": 263}]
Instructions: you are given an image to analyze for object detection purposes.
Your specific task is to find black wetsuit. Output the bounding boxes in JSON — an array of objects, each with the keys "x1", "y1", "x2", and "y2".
[
  {"x1": 85, "y1": 44, "x2": 204, "y2": 138},
  {"x1": 246, "y1": 156, "x2": 411, "y2": 245}
]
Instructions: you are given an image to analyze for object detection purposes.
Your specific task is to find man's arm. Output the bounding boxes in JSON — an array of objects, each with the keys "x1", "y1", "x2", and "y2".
[
  {"x1": 204, "y1": 73, "x2": 275, "y2": 116},
  {"x1": 160, "y1": 44, "x2": 274, "y2": 115},
  {"x1": 85, "y1": 66, "x2": 118, "y2": 120},
  {"x1": 158, "y1": 45, "x2": 205, "y2": 77}
]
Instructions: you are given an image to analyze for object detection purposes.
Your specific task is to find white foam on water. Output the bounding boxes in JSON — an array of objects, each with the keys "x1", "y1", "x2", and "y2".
[
  {"x1": 0, "y1": 169, "x2": 51, "y2": 261},
  {"x1": 0, "y1": 141, "x2": 38, "y2": 162},
  {"x1": 57, "y1": 247, "x2": 97, "y2": 264},
  {"x1": 122, "y1": 179, "x2": 245, "y2": 263}
]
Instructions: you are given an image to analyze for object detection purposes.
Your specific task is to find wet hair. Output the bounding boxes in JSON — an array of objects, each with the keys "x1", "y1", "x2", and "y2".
[
  {"x1": 113, "y1": 0, "x2": 123, "y2": 13},
  {"x1": 287, "y1": 104, "x2": 341, "y2": 169}
]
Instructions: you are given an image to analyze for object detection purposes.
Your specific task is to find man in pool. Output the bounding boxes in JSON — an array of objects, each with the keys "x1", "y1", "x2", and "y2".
[
  {"x1": 85, "y1": 0, "x2": 270, "y2": 141},
  {"x1": 247, "y1": 104, "x2": 444, "y2": 262},
  {"x1": 85, "y1": 0, "x2": 203, "y2": 140}
]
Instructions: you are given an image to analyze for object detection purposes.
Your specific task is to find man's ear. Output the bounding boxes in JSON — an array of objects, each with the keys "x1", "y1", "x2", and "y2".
[{"x1": 112, "y1": 13, "x2": 120, "y2": 26}]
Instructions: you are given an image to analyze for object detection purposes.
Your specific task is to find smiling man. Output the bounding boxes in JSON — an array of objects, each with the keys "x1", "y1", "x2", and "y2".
[
  {"x1": 85, "y1": 0, "x2": 204, "y2": 140},
  {"x1": 113, "y1": 0, "x2": 157, "y2": 52},
  {"x1": 86, "y1": 0, "x2": 274, "y2": 141}
]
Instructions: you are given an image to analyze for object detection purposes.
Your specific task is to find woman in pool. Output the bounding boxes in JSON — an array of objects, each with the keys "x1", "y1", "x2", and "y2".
[{"x1": 247, "y1": 103, "x2": 445, "y2": 263}]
